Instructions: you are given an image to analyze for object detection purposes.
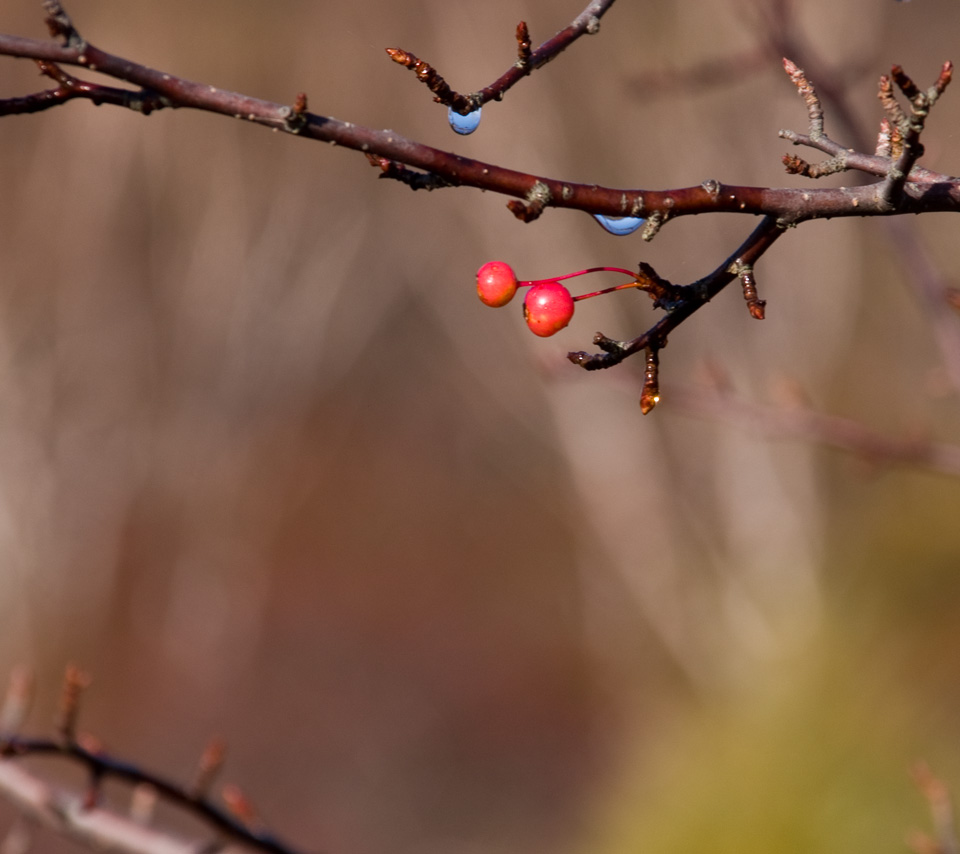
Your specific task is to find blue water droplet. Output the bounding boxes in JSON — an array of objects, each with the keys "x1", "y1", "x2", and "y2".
[
  {"x1": 448, "y1": 106, "x2": 482, "y2": 135},
  {"x1": 594, "y1": 214, "x2": 646, "y2": 236}
]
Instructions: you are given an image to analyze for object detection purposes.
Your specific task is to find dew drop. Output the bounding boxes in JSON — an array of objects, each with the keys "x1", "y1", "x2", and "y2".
[
  {"x1": 448, "y1": 106, "x2": 482, "y2": 135},
  {"x1": 593, "y1": 214, "x2": 646, "y2": 236}
]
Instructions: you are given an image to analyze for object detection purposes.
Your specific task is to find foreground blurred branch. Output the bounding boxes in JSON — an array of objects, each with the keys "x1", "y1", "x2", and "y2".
[{"x1": 0, "y1": 668, "x2": 306, "y2": 854}]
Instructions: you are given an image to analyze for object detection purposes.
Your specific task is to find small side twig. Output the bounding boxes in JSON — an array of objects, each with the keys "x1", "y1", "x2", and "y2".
[
  {"x1": 639, "y1": 346, "x2": 661, "y2": 414},
  {"x1": 782, "y1": 151, "x2": 847, "y2": 179},
  {"x1": 191, "y1": 737, "x2": 227, "y2": 800},
  {"x1": 365, "y1": 154, "x2": 455, "y2": 191},
  {"x1": 782, "y1": 58, "x2": 823, "y2": 136},
  {"x1": 0, "y1": 668, "x2": 33, "y2": 741},
  {"x1": 734, "y1": 262, "x2": 766, "y2": 319},
  {"x1": 879, "y1": 61, "x2": 953, "y2": 207},
  {"x1": 384, "y1": 48, "x2": 476, "y2": 113},
  {"x1": 0, "y1": 60, "x2": 168, "y2": 117},
  {"x1": 515, "y1": 21, "x2": 532, "y2": 68},
  {"x1": 506, "y1": 180, "x2": 552, "y2": 222},
  {"x1": 42, "y1": 0, "x2": 84, "y2": 49},
  {"x1": 56, "y1": 665, "x2": 90, "y2": 745},
  {"x1": 386, "y1": 0, "x2": 616, "y2": 114},
  {"x1": 568, "y1": 216, "x2": 784, "y2": 376}
]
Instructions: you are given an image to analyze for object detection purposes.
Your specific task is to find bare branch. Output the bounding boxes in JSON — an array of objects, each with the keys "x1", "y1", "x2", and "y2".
[{"x1": 0, "y1": 17, "x2": 955, "y2": 229}]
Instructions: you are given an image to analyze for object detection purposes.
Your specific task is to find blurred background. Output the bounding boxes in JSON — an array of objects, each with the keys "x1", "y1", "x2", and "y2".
[{"x1": 1, "y1": 1, "x2": 960, "y2": 852}]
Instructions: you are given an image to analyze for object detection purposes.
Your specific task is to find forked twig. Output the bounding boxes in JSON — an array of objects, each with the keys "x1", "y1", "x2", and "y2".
[{"x1": 386, "y1": 0, "x2": 615, "y2": 114}]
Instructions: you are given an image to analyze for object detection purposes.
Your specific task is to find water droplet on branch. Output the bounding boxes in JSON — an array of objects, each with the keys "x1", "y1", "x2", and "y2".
[
  {"x1": 593, "y1": 214, "x2": 646, "y2": 236},
  {"x1": 448, "y1": 106, "x2": 482, "y2": 135}
]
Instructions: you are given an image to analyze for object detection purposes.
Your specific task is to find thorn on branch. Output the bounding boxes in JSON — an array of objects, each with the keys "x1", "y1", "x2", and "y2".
[
  {"x1": 507, "y1": 181, "x2": 551, "y2": 222},
  {"x1": 192, "y1": 737, "x2": 227, "y2": 799},
  {"x1": 129, "y1": 783, "x2": 158, "y2": 825},
  {"x1": 221, "y1": 784, "x2": 263, "y2": 834},
  {"x1": 384, "y1": 48, "x2": 475, "y2": 113},
  {"x1": 282, "y1": 92, "x2": 309, "y2": 134},
  {"x1": 42, "y1": 0, "x2": 84, "y2": 49},
  {"x1": 364, "y1": 153, "x2": 454, "y2": 191},
  {"x1": 57, "y1": 665, "x2": 90, "y2": 744},
  {"x1": 639, "y1": 346, "x2": 661, "y2": 414},
  {"x1": 782, "y1": 152, "x2": 847, "y2": 179},
  {"x1": 782, "y1": 153, "x2": 811, "y2": 175},
  {"x1": 567, "y1": 333, "x2": 630, "y2": 371},
  {"x1": 0, "y1": 667, "x2": 33, "y2": 740},
  {"x1": 640, "y1": 211, "x2": 664, "y2": 242},
  {"x1": 636, "y1": 262, "x2": 684, "y2": 310},
  {"x1": 516, "y1": 21, "x2": 532, "y2": 67}
]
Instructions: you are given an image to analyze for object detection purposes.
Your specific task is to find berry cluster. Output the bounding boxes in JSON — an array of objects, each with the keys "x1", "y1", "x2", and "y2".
[{"x1": 475, "y1": 261, "x2": 643, "y2": 338}]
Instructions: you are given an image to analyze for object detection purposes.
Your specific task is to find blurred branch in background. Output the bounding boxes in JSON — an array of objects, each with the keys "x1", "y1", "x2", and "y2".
[
  {"x1": 668, "y1": 377, "x2": 960, "y2": 478},
  {"x1": 750, "y1": 0, "x2": 960, "y2": 396}
]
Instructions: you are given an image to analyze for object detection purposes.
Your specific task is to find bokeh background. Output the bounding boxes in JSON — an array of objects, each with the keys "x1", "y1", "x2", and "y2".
[{"x1": 1, "y1": 1, "x2": 960, "y2": 853}]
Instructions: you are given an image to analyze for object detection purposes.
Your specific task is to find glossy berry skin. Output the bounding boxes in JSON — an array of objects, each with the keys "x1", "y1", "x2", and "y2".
[
  {"x1": 476, "y1": 261, "x2": 518, "y2": 307},
  {"x1": 523, "y1": 281, "x2": 575, "y2": 337}
]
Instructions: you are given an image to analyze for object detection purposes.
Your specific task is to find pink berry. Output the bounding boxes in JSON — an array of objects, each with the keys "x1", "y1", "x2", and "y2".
[
  {"x1": 476, "y1": 261, "x2": 518, "y2": 307},
  {"x1": 523, "y1": 281, "x2": 575, "y2": 337}
]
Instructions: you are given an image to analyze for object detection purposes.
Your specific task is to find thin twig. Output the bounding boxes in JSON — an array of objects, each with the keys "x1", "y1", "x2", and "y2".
[
  {"x1": 386, "y1": 0, "x2": 615, "y2": 114},
  {"x1": 666, "y1": 383, "x2": 960, "y2": 477},
  {"x1": 567, "y1": 216, "x2": 785, "y2": 371}
]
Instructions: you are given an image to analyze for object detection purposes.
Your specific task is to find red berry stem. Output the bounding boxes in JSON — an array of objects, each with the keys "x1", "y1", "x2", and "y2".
[
  {"x1": 572, "y1": 280, "x2": 643, "y2": 301},
  {"x1": 519, "y1": 266, "x2": 638, "y2": 287}
]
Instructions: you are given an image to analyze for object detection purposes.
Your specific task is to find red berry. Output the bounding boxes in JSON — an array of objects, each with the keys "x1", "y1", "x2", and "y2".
[
  {"x1": 523, "y1": 281, "x2": 575, "y2": 337},
  {"x1": 476, "y1": 261, "x2": 518, "y2": 307}
]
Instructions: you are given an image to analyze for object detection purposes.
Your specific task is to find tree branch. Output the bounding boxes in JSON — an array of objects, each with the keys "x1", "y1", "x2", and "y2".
[
  {"x1": 1, "y1": 0, "x2": 958, "y2": 409},
  {"x1": 0, "y1": 13, "x2": 956, "y2": 226}
]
